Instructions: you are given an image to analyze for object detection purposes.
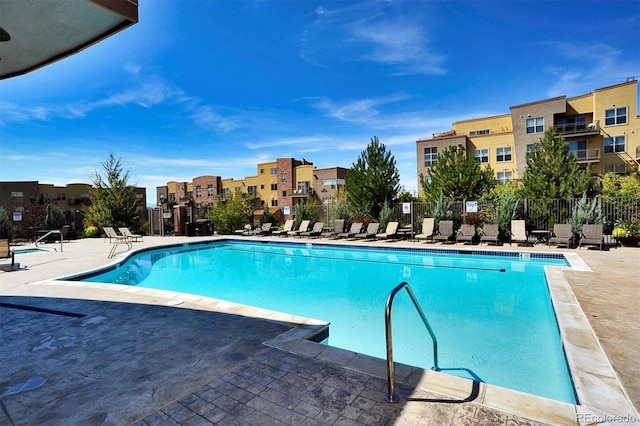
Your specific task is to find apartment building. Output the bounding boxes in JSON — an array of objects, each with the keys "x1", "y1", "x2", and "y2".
[
  {"x1": 156, "y1": 158, "x2": 348, "y2": 233},
  {"x1": 0, "y1": 181, "x2": 147, "y2": 236},
  {"x1": 416, "y1": 79, "x2": 639, "y2": 196}
]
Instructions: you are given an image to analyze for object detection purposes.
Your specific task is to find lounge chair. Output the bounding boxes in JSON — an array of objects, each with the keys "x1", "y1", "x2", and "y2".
[
  {"x1": 288, "y1": 220, "x2": 311, "y2": 237},
  {"x1": 103, "y1": 226, "x2": 129, "y2": 243},
  {"x1": 1, "y1": 239, "x2": 15, "y2": 271},
  {"x1": 336, "y1": 222, "x2": 363, "y2": 239},
  {"x1": 548, "y1": 223, "x2": 573, "y2": 248},
  {"x1": 579, "y1": 224, "x2": 604, "y2": 250},
  {"x1": 414, "y1": 218, "x2": 435, "y2": 243},
  {"x1": 272, "y1": 220, "x2": 294, "y2": 237},
  {"x1": 377, "y1": 221, "x2": 400, "y2": 240},
  {"x1": 119, "y1": 227, "x2": 143, "y2": 242},
  {"x1": 509, "y1": 220, "x2": 530, "y2": 246},
  {"x1": 355, "y1": 222, "x2": 380, "y2": 240},
  {"x1": 434, "y1": 220, "x2": 455, "y2": 244},
  {"x1": 299, "y1": 222, "x2": 324, "y2": 238},
  {"x1": 323, "y1": 219, "x2": 345, "y2": 239},
  {"x1": 251, "y1": 222, "x2": 273, "y2": 236},
  {"x1": 456, "y1": 224, "x2": 476, "y2": 245},
  {"x1": 480, "y1": 224, "x2": 500, "y2": 245}
]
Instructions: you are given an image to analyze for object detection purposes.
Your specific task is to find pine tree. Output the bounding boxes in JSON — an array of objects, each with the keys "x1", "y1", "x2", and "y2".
[
  {"x1": 520, "y1": 129, "x2": 592, "y2": 200},
  {"x1": 345, "y1": 136, "x2": 400, "y2": 218},
  {"x1": 85, "y1": 153, "x2": 140, "y2": 228}
]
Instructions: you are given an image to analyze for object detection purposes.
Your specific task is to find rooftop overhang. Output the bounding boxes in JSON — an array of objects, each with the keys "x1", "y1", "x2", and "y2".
[{"x1": 0, "y1": 0, "x2": 138, "y2": 80}]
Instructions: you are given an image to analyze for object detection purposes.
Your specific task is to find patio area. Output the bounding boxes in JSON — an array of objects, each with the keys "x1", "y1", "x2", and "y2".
[{"x1": 1, "y1": 236, "x2": 638, "y2": 425}]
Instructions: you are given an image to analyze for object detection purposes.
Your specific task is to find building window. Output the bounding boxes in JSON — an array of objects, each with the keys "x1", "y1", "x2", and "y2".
[
  {"x1": 260, "y1": 184, "x2": 265, "y2": 190},
  {"x1": 271, "y1": 199, "x2": 278, "y2": 207},
  {"x1": 496, "y1": 146, "x2": 512, "y2": 162},
  {"x1": 260, "y1": 168, "x2": 264, "y2": 174},
  {"x1": 282, "y1": 173, "x2": 287, "y2": 181},
  {"x1": 603, "y1": 163, "x2": 627, "y2": 175},
  {"x1": 247, "y1": 185, "x2": 257, "y2": 195},
  {"x1": 195, "y1": 186, "x2": 202, "y2": 198},
  {"x1": 10, "y1": 191, "x2": 24, "y2": 198},
  {"x1": 270, "y1": 167, "x2": 277, "y2": 175},
  {"x1": 207, "y1": 185, "x2": 214, "y2": 197},
  {"x1": 469, "y1": 129, "x2": 490, "y2": 136},
  {"x1": 169, "y1": 193, "x2": 176, "y2": 202},
  {"x1": 526, "y1": 143, "x2": 535, "y2": 153},
  {"x1": 57, "y1": 193, "x2": 66, "y2": 200},
  {"x1": 424, "y1": 147, "x2": 437, "y2": 167},
  {"x1": 604, "y1": 136, "x2": 625, "y2": 153},
  {"x1": 222, "y1": 188, "x2": 230, "y2": 199},
  {"x1": 605, "y1": 107, "x2": 627, "y2": 126},
  {"x1": 497, "y1": 171, "x2": 513, "y2": 184},
  {"x1": 568, "y1": 140, "x2": 587, "y2": 160},
  {"x1": 270, "y1": 183, "x2": 277, "y2": 191},
  {"x1": 474, "y1": 149, "x2": 489, "y2": 163},
  {"x1": 186, "y1": 191, "x2": 193, "y2": 200},
  {"x1": 282, "y1": 190, "x2": 287, "y2": 197},
  {"x1": 526, "y1": 117, "x2": 544, "y2": 134}
]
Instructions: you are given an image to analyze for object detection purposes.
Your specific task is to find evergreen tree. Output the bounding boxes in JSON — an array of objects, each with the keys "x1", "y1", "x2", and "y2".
[
  {"x1": 419, "y1": 145, "x2": 497, "y2": 202},
  {"x1": 85, "y1": 154, "x2": 140, "y2": 228},
  {"x1": 520, "y1": 129, "x2": 592, "y2": 199},
  {"x1": 345, "y1": 136, "x2": 400, "y2": 218},
  {"x1": 0, "y1": 206, "x2": 14, "y2": 242}
]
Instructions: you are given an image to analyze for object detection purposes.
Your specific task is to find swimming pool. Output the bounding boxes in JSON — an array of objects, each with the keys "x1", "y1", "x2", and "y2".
[{"x1": 68, "y1": 240, "x2": 576, "y2": 403}]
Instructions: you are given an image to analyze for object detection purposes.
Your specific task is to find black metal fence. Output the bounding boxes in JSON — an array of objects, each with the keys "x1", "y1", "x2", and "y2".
[{"x1": 299, "y1": 197, "x2": 640, "y2": 235}]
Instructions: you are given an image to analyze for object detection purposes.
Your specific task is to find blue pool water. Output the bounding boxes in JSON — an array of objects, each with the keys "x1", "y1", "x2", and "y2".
[{"x1": 69, "y1": 240, "x2": 576, "y2": 403}]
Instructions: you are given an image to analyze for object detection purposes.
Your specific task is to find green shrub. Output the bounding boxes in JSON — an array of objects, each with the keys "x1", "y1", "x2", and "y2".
[
  {"x1": 85, "y1": 225, "x2": 100, "y2": 238},
  {"x1": 0, "y1": 207, "x2": 14, "y2": 242}
]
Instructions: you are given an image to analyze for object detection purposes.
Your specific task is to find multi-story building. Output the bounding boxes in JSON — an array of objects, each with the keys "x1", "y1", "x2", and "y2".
[
  {"x1": 0, "y1": 181, "x2": 146, "y2": 237},
  {"x1": 416, "y1": 79, "x2": 639, "y2": 196},
  {"x1": 156, "y1": 157, "x2": 348, "y2": 233}
]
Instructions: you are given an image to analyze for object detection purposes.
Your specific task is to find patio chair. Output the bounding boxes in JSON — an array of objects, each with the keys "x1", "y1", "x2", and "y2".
[
  {"x1": 579, "y1": 224, "x2": 604, "y2": 251},
  {"x1": 235, "y1": 224, "x2": 253, "y2": 236},
  {"x1": 288, "y1": 220, "x2": 311, "y2": 237},
  {"x1": 336, "y1": 222, "x2": 363, "y2": 239},
  {"x1": 323, "y1": 219, "x2": 345, "y2": 239},
  {"x1": 1, "y1": 239, "x2": 15, "y2": 271},
  {"x1": 299, "y1": 222, "x2": 324, "y2": 238},
  {"x1": 509, "y1": 220, "x2": 530, "y2": 246},
  {"x1": 251, "y1": 222, "x2": 273, "y2": 236},
  {"x1": 272, "y1": 219, "x2": 294, "y2": 237},
  {"x1": 377, "y1": 221, "x2": 400, "y2": 240},
  {"x1": 414, "y1": 218, "x2": 435, "y2": 243},
  {"x1": 548, "y1": 223, "x2": 573, "y2": 248},
  {"x1": 103, "y1": 226, "x2": 129, "y2": 243},
  {"x1": 119, "y1": 227, "x2": 143, "y2": 242},
  {"x1": 456, "y1": 224, "x2": 477, "y2": 245},
  {"x1": 480, "y1": 224, "x2": 500, "y2": 245},
  {"x1": 355, "y1": 222, "x2": 380, "y2": 240},
  {"x1": 433, "y1": 220, "x2": 455, "y2": 244}
]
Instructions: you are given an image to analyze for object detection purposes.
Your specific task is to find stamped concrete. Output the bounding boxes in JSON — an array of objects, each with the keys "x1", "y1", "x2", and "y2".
[{"x1": 1, "y1": 236, "x2": 638, "y2": 425}]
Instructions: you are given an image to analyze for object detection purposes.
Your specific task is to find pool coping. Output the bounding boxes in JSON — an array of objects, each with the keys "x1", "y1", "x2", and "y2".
[{"x1": 32, "y1": 237, "x2": 640, "y2": 425}]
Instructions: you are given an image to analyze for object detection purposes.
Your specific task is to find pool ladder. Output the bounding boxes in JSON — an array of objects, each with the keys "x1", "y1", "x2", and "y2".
[{"x1": 385, "y1": 281, "x2": 439, "y2": 403}]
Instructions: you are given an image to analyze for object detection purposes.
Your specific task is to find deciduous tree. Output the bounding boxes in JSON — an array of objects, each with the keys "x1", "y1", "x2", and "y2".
[{"x1": 419, "y1": 145, "x2": 496, "y2": 202}]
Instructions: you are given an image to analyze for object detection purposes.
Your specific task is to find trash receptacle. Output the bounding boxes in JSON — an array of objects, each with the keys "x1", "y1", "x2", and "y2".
[
  {"x1": 195, "y1": 219, "x2": 213, "y2": 236},
  {"x1": 185, "y1": 222, "x2": 196, "y2": 236}
]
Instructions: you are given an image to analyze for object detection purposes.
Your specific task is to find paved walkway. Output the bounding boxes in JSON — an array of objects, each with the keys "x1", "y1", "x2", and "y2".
[{"x1": 1, "y1": 236, "x2": 638, "y2": 425}]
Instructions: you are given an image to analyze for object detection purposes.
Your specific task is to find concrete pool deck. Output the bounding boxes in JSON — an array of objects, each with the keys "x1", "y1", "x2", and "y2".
[{"x1": 1, "y1": 235, "x2": 638, "y2": 425}]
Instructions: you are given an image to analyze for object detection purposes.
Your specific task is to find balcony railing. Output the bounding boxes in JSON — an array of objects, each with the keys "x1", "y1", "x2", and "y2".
[
  {"x1": 290, "y1": 188, "x2": 313, "y2": 197},
  {"x1": 570, "y1": 148, "x2": 600, "y2": 164},
  {"x1": 554, "y1": 120, "x2": 600, "y2": 137}
]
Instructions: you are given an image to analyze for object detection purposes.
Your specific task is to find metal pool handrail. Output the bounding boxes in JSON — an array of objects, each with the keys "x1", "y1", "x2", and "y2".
[
  {"x1": 385, "y1": 281, "x2": 439, "y2": 403},
  {"x1": 34, "y1": 230, "x2": 63, "y2": 252}
]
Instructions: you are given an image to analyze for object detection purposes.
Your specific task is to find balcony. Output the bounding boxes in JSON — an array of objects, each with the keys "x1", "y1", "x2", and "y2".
[
  {"x1": 570, "y1": 148, "x2": 600, "y2": 164},
  {"x1": 554, "y1": 120, "x2": 600, "y2": 137},
  {"x1": 290, "y1": 188, "x2": 313, "y2": 197}
]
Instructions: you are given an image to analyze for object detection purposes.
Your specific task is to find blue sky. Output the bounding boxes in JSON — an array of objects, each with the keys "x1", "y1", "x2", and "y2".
[{"x1": 1, "y1": 1, "x2": 639, "y2": 206}]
